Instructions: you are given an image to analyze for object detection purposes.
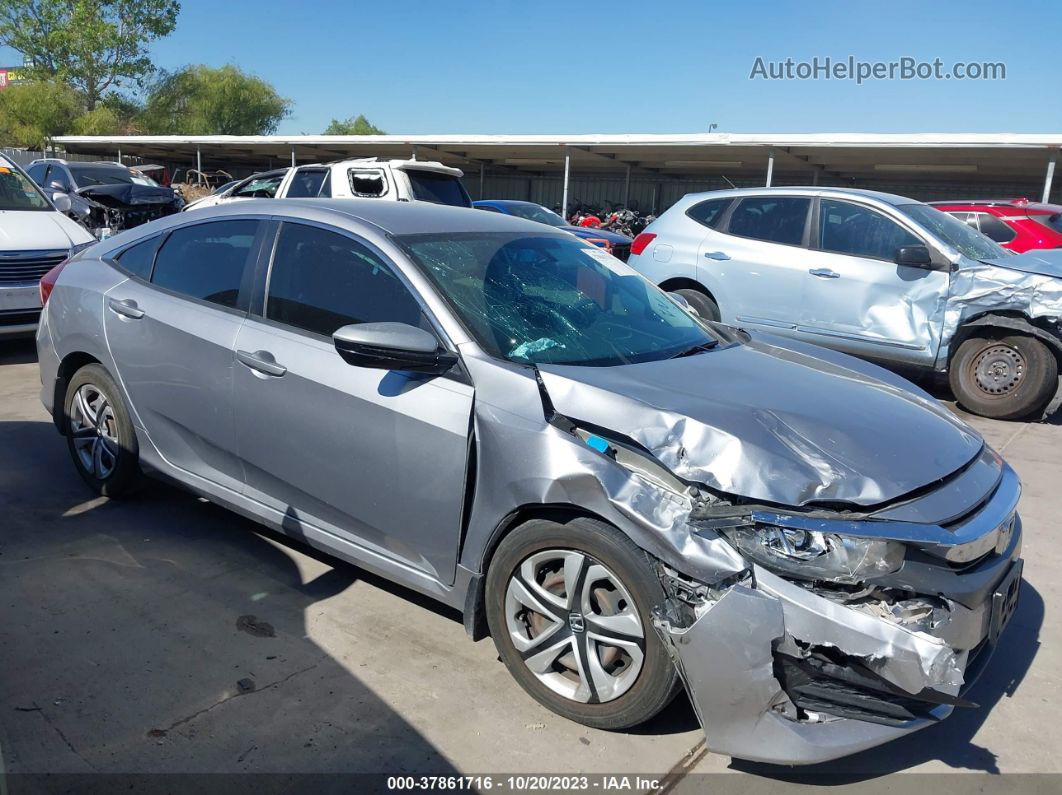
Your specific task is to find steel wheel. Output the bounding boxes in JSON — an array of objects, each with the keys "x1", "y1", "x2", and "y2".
[
  {"x1": 971, "y1": 343, "x2": 1025, "y2": 396},
  {"x1": 69, "y1": 383, "x2": 120, "y2": 480},
  {"x1": 504, "y1": 549, "x2": 645, "y2": 704}
]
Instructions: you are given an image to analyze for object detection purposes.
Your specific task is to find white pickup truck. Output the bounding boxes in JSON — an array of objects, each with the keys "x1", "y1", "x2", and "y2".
[{"x1": 183, "y1": 157, "x2": 471, "y2": 212}]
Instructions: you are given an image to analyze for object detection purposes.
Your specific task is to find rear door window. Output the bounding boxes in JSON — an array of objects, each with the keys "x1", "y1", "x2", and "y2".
[
  {"x1": 406, "y1": 170, "x2": 472, "y2": 207},
  {"x1": 818, "y1": 199, "x2": 920, "y2": 260},
  {"x1": 725, "y1": 197, "x2": 810, "y2": 246},
  {"x1": 286, "y1": 167, "x2": 331, "y2": 198},
  {"x1": 151, "y1": 220, "x2": 260, "y2": 308}
]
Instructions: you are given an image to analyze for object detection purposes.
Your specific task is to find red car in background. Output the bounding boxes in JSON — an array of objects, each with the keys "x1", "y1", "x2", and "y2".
[{"x1": 930, "y1": 198, "x2": 1062, "y2": 252}]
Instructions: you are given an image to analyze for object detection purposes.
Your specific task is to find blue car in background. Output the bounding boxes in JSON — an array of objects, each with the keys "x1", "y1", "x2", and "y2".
[{"x1": 474, "y1": 200, "x2": 632, "y2": 260}]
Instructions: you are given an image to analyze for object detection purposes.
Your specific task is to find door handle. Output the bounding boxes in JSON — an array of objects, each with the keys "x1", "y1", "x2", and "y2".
[
  {"x1": 107, "y1": 297, "x2": 145, "y2": 319},
  {"x1": 236, "y1": 349, "x2": 287, "y2": 377},
  {"x1": 809, "y1": 268, "x2": 840, "y2": 279},
  {"x1": 704, "y1": 251, "x2": 730, "y2": 261}
]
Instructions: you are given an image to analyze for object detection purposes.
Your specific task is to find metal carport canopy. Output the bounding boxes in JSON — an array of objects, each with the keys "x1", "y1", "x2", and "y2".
[{"x1": 53, "y1": 131, "x2": 1062, "y2": 201}]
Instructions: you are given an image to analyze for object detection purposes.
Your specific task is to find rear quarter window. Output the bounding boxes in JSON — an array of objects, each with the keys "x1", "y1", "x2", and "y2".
[
  {"x1": 685, "y1": 198, "x2": 732, "y2": 228},
  {"x1": 115, "y1": 236, "x2": 162, "y2": 280}
]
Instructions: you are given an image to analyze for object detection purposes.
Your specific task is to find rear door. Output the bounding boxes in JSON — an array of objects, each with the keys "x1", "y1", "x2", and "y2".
[
  {"x1": 103, "y1": 218, "x2": 266, "y2": 492},
  {"x1": 702, "y1": 195, "x2": 815, "y2": 334},
  {"x1": 231, "y1": 219, "x2": 473, "y2": 584},
  {"x1": 798, "y1": 198, "x2": 948, "y2": 365}
]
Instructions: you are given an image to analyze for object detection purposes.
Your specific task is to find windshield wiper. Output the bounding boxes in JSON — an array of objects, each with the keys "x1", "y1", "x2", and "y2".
[{"x1": 669, "y1": 341, "x2": 719, "y2": 359}]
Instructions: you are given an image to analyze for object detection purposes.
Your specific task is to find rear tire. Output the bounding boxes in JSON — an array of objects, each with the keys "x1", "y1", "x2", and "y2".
[
  {"x1": 63, "y1": 364, "x2": 142, "y2": 497},
  {"x1": 949, "y1": 333, "x2": 1057, "y2": 420},
  {"x1": 485, "y1": 516, "x2": 680, "y2": 730},
  {"x1": 672, "y1": 288, "x2": 720, "y2": 322}
]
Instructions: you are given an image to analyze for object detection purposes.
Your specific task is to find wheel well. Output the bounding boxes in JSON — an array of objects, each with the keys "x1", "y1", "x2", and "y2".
[
  {"x1": 462, "y1": 503, "x2": 609, "y2": 641},
  {"x1": 951, "y1": 313, "x2": 1062, "y2": 370},
  {"x1": 52, "y1": 352, "x2": 101, "y2": 433},
  {"x1": 659, "y1": 277, "x2": 715, "y2": 301}
]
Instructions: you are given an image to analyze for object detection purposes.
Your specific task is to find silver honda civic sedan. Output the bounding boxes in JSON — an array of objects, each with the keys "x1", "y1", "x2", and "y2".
[{"x1": 36, "y1": 199, "x2": 1024, "y2": 765}]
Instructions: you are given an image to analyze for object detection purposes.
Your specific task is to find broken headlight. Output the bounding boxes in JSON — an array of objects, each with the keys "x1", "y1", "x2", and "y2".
[{"x1": 724, "y1": 524, "x2": 904, "y2": 584}]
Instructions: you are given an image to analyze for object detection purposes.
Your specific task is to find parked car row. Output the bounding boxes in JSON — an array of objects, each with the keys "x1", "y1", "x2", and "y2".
[{"x1": 35, "y1": 196, "x2": 1026, "y2": 766}]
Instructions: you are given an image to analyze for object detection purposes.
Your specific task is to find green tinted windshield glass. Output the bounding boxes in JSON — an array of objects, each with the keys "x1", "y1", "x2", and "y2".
[
  {"x1": 399, "y1": 232, "x2": 716, "y2": 366},
  {"x1": 0, "y1": 165, "x2": 50, "y2": 211},
  {"x1": 898, "y1": 203, "x2": 1008, "y2": 260}
]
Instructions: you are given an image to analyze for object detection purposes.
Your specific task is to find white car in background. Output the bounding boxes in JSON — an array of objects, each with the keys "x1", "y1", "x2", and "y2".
[
  {"x1": 0, "y1": 154, "x2": 95, "y2": 337},
  {"x1": 182, "y1": 158, "x2": 471, "y2": 212}
]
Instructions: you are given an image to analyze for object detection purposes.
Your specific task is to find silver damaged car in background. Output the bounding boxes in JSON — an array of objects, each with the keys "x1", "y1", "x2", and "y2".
[{"x1": 36, "y1": 200, "x2": 1024, "y2": 764}]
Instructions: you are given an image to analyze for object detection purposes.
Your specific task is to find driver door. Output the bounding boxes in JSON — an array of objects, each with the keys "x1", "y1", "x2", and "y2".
[
  {"x1": 232, "y1": 220, "x2": 473, "y2": 585},
  {"x1": 798, "y1": 198, "x2": 949, "y2": 366}
]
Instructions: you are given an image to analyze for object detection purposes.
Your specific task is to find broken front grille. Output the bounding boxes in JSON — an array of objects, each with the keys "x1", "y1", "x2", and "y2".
[{"x1": 0, "y1": 250, "x2": 67, "y2": 284}]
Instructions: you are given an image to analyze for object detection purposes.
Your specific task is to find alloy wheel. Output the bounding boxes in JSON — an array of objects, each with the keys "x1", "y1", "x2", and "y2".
[
  {"x1": 69, "y1": 383, "x2": 120, "y2": 480},
  {"x1": 504, "y1": 549, "x2": 645, "y2": 704}
]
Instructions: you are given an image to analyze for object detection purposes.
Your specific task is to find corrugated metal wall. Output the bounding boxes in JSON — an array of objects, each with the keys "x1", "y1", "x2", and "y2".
[{"x1": 463, "y1": 172, "x2": 1058, "y2": 213}]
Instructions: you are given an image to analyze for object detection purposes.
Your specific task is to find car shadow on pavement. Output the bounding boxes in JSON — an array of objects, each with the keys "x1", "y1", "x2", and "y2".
[
  {"x1": 732, "y1": 580, "x2": 1044, "y2": 781},
  {"x1": 0, "y1": 415, "x2": 462, "y2": 787},
  {"x1": 0, "y1": 338, "x2": 37, "y2": 365}
]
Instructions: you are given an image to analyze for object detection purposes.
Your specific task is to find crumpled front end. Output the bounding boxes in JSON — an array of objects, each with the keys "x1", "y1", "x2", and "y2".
[{"x1": 652, "y1": 478, "x2": 1024, "y2": 765}]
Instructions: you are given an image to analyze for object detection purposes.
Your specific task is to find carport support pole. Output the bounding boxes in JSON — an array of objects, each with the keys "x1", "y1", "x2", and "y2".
[
  {"x1": 765, "y1": 149, "x2": 775, "y2": 187},
  {"x1": 117, "y1": 148, "x2": 121, "y2": 164},
  {"x1": 291, "y1": 146, "x2": 296, "y2": 168},
  {"x1": 1042, "y1": 149, "x2": 1057, "y2": 204},
  {"x1": 479, "y1": 161, "x2": 485, "y2": 199},
  {"x1": 196, "y1": 146, "x2": 202, "y2": 174},
  {"x1": 561, "y1": 147, "x2": 571, "y2": 219},
  {"x1": 623, "y1": 163, "x2": 631, "y2": 207}
]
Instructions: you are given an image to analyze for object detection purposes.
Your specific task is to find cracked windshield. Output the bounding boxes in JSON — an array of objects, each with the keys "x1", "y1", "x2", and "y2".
[{"x1": 399, "y1": 232, "x2": 716, "y2": 366}]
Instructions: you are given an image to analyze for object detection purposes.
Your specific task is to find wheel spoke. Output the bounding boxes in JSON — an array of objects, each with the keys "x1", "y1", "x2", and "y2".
[
  {"x1": 562, "y1": 552, "x2": 588, "y2": 611},
  {"x1": 523, "y1": 633, "x2": 575, "y2": 676},
  {"x1": 585, "y1": 611, "x2": 644, "y2": 647},
  {"x1": 74, "y1": 388, "x2": 95, "y2": 426},
  {"x1": 570, "y1": 633, "x2": 598, "y2": 703},
  {"x1": 91, "y1": 437, "x2": 105, "y2": 478},
  {"x1": 507, "y1": 575, "x2": 566, "y2": 623}
]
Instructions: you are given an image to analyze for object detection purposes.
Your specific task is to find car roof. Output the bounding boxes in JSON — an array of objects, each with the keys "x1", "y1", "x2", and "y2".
[
  {"x1": 474, "y1": 199, "x2": 542, "y2": 208},
  {"x1": 678, "y1": 186, "x2": 919, "y2": 207},
  {"x1": 120, "y1": 198, "x2": 570, "y2": 241}
]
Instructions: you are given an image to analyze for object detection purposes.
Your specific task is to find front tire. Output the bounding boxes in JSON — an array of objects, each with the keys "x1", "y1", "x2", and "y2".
[
  {"x1": 950, "y1": 333, "x2": 1057, "y2": 420},
  {"x1": 64, "y1": 364, "x2": 142, "y2": 497},
  {"x1": 485, "y1": 517, "x2": 680, "y2": 730},
  {"x1": 672, "y1": 288, "x2": 720, "y2": 322}
]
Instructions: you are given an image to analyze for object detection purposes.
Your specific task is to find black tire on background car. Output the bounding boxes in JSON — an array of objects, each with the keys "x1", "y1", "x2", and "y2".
[
  {"x1": 672, "y1": 289, "x2": 720, "y2": 322},
  {"x1": 949, "y1": 333, "x2": 1058, "y2": 420},
  {"x1": 485, "y1": 516, "x2": 681, "y2": 730},
  {"x1": 63, "y1": 363, "x2": 142, "y2": 497}
]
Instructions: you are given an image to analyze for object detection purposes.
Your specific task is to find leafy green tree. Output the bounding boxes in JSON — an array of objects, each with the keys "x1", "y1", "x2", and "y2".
[
  {"x1": 139, "y1": 64, "x2": 291, "y2": 135},
  {"x1": 323, "y1": 114, "x2": 386, "y2": 135},
  {"x1": 71, "y1": 105, "x2": 120, "y2": 135},
  {"x1": 0, "y1": 79, "x2": 81, "y2": 148},
  {"x1": 0, "y1": 0, "x2": 180, "y2": 110}
]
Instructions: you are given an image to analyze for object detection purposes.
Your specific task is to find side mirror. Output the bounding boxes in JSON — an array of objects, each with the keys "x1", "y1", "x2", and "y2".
[
  {"x1": 894, "y1": 245, "x2": 935, "y2": 268},
  {"x1": 51, "y1": 193, "x2": 72, "y2": 213},
  {"x1": 332, "y1": 322, "x2": 457, "y2": 374}
]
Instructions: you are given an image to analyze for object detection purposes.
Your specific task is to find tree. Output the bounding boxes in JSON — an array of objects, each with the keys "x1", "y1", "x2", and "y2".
[
  {"x1": 139, "y1": 64, "x2": 291, "y2": 135},
  {"x1": 0, "y1": 79, "x2": 81, "y2": 149},
  {"x1": 0, "y1": 0, "x2": 180, "y2": 110},
  {"x1": 323, "y1": 114, "x2": 385, "y2": 135}
]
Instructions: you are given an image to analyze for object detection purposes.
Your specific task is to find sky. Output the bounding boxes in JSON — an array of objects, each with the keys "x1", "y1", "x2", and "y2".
[{"x1": 2, "y1": 0, "x2": 1059, "y2": 136}]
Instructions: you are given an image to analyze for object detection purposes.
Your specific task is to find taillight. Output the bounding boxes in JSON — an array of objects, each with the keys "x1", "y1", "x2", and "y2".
[
  {"x1": 39, "y1": 259, "x2": 71, "y2": 306},
  {"x1": 630, "y1": 233, "x2": 657, "y2": 257}
]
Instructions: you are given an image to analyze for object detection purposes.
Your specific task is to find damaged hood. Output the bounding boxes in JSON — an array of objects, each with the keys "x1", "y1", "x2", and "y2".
[
  {"x1": 77, "y1": 183, "x2": 178, "y2": 207},
  {"x1": 980, "y1": 248, "x2": 1062, "y2": 280},
  {"x1": 538, "y1": 334, "x2": 982, "y2": 507}
]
